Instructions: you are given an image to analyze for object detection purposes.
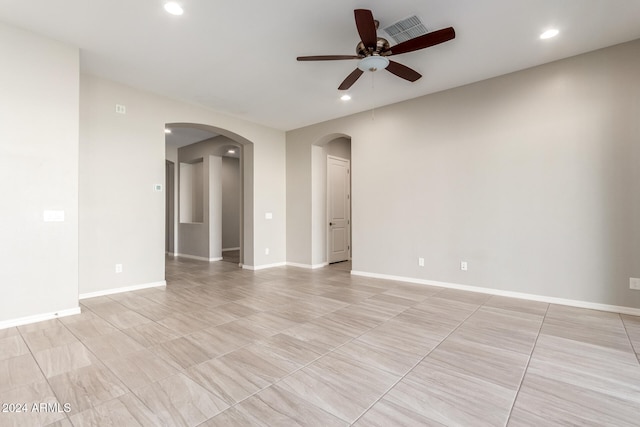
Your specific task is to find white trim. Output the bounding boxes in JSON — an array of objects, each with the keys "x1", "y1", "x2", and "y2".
[
  {"x1": 0, "y1": 307, "x2": 81, "y2": 330},
  {"x1": 176, "y1": 253, "x2": 222, "y2": 262},
  {"x1": 350, "y1": 271, "x2": 640, "y2": 317},
  {"x1": 286, "y1": 262, "x2": 329, "y2": 269},
  {"x1": 242, "y1": 262, "x2": 287, "y2": 271},
  {"x1": 222, "y1": 247, "x2": 240, "y2": 252},
  {"x1": 79, "y1": 281, "x2": 166, "y2": 300}
]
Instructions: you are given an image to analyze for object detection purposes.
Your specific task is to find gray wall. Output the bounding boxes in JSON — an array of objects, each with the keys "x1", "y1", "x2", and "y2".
[
  {"x1": 287, "y1": 39, "x2": 640, "y2": 308},
  {"x1": 326, "y1": 137, "x2": 351, "y2": 160},
  {"x1": 177, "y1": 137, "x2": 239, "y2": 260},
  {"x1": 222, "y1": 156, "x2": 241, "y2": 250},
  {"x1": 79, "y1": 74, "x2": 285, "y2": 295},
  {"x1": 0, "y1": 23, "x2": 80, "y2": 323}
]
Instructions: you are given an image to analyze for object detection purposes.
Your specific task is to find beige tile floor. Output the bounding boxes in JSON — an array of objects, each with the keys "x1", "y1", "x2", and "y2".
[{"x1": 1, "y1": 256, "x2": 640, "y2": 426}]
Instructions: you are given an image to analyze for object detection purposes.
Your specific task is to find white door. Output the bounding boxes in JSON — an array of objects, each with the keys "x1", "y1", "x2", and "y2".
[{"x1": 328, "y1": 156, "x2": 350, "y2": 263}]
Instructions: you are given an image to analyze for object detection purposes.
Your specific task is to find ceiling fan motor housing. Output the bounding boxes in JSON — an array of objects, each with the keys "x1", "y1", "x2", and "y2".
[{"x1": 356, "y1": 38, "x2": 391, "y2": 57}]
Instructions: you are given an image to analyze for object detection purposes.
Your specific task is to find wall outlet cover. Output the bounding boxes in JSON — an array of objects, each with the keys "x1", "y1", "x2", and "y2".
[{"x1": 630, "y1": 278, "x2": 640, "y2": 290}]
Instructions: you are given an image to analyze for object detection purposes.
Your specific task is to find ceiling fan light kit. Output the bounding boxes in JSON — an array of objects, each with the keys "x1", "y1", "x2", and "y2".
[
  {"x1": 297, "y1": 9, "x2": 455, "y2": 90},
  {"x1": 357, "y1": 55, "x2": 389, "y2": 72}
]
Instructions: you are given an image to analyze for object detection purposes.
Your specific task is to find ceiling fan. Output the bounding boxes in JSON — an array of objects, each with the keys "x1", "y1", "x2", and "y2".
[{"x1": 297, "y1": 9, "x2": 455, "y2": 90}]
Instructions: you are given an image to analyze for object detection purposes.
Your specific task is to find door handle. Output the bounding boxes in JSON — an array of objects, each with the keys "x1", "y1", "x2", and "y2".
[{"x1": 329, "y1": 222, "x2": 333, "y2": 226}]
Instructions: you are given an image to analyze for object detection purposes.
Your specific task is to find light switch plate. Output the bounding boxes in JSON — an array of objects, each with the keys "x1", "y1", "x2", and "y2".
[{"x1": 265, "y1": 212, "x2": 273, "y2": 219}]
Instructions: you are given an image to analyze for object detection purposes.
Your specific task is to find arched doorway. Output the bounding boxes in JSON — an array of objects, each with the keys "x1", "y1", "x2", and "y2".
[
  {"x1": 311, "y1": 133, "x2": 352, "y2": 269},
  {"x1": 165, "y1": 122, "x2": 254, "y2": 267}
]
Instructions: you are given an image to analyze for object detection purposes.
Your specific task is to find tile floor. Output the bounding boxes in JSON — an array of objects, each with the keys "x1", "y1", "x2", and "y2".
[{"x1": 1, "y1": 257, "x2": 640, "y2": 426}]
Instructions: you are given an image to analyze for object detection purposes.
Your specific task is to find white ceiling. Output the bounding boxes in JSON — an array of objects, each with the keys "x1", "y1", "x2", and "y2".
[{"x1": 2, "y1": 1, "x2": 640, "y2": 131}]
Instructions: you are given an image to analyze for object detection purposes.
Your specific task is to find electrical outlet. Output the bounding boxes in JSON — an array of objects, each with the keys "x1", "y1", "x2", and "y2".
[
  {"x1": 115, "y1": 264, "x2": 123, "y2": 273},
  {"x1": 460, "y1": 261, "x2": 468, "y2": 271},
  {"x1": 630, "y1": 278, "x2": 640, "y2": 290},
  {"x1": 418, "y1": 257, "x2": 425, "y2": 267},
  {"x1": 265, "y1": 248, "x2": 269, "y2": 255},
  {"x1": 115, "y1": 104, "x2": 126, "y2": 114}
]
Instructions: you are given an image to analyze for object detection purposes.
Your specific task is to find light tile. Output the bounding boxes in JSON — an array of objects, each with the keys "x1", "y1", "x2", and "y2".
[
  {"x1": 68, "y1": 393, "x2": 163, "y2": 427},
  {"x1": 121, "y1": 321, "x2": 181, "y2": 347},
  {"x1": 4, "y1": 257, "x2": 639, "y2": 426},
  {"x1": 424, "y1": 335, "x2": 530, "y2": 390},
  {"x1": 278, "y1": 353, "x2": 399, "y2": 423},
  {"x1": 156, "y1": 312, "x2": 210, "y2": 335},
  {"x1": 32, "y1": 342, "x2": 98, "y2": 378},
  {"x1": 17, "y1": 319, "x2": 62, "y2": 334},
  {"x1": 354, "y1": 398, "x2": 446, "y2": 427},
  {"x1": 452, "y1": 306, "x2": 542, "y2": 355},
  {"x1": 253, "y1": 333, "x2": 325, "y2": 366},
  {"x1": 386, "y1": 363, "x2": 515, "y2": 427},
  {"x1": 0, "y1": 354, "x2": 47, "y2": 393},
  {"x1": 98, "y1": 309, "x2": 153, "y2": 329},
  {"x1": 185, "y1": 321, "x2": 264, "y2": 358},
  {"x1": 483, "y1": 295, "x2": 548, "y2": 316},
  {"x1": 101, "y1": 348, "x2": 179, "y2": 389},
  {"x1": 64, "y1": 316, "x2": 118, "y2": 341},
  {"x1": 152, "y1": 337, "x2": 211, "y2": 370},
  {"x1": 186, "y1": 344, "x2": 298, "y2": 404},
  {"x1": 48, "y1": 364, "x2": 128, "y2": 414},
  {"x1": 433, "y1": 288, "x2": 492, "y2": 305},
  {"x1": 356, "y1": 319, "x2": 443, "y2": 356},
  {"x1": 526, "y1": 334, "x2": 640, "y2": 402},
  {"x1": 133, "y1": 373, "x2": 228, "y2": 426},
  {"x1": 510, "y1": 372, "x2": 640, "y2": 426},
  {"x1": 203, "y1": 385, "x2": 347, "y2": 427},
  {"x1": 82, "y1": 330, "x2": 145, "y2": 361},
  {"x1": 0, "y1": 327, "x2": 19, "y2": 339},
  {"x1": 0, "y1": 380, "x2": 67, "y2": 427},
  {"x1": 0, "y1": 334, "x2": 30, "y2": 361},
  {"x1": 336, "y1": 338, "x2": 423, "y2": 376},
  {"x1": 21, "y1": 324, "x2": 79, "y2": 353}
]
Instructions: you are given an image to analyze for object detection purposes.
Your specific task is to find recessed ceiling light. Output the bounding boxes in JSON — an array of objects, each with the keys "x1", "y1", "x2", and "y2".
[
  {"x1": 164, "y1": 128, "x2": 172, "y2": 134},
  {"x1": 540, "y1": 29, "x2": 559, "y2": 39},
  {"x1": 340, "y1": 94, "x2": 351, "y2": 101},
  {"x1": 227, "y1": 149, "x2": 236, "y2": 154},
  {"x1": 164, "y1": 2, "x2": 184, "y2": 16}
]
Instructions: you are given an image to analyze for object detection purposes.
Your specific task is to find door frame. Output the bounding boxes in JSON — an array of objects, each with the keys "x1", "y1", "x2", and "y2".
[{"x1": 326, "y1": 155, "x2": 351, "y2": 263}]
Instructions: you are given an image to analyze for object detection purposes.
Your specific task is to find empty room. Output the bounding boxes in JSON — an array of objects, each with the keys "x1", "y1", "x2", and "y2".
[{"x1": 1, "y1": 1, "x2": 639, "y2": 426}]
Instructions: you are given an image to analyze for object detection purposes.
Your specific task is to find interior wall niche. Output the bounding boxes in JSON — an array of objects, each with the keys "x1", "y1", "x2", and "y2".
[{"x1": 179, "y1": 158, "x2": 204, "y2": 223}]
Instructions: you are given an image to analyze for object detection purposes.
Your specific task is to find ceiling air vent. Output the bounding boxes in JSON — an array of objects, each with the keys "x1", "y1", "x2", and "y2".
[{"x1": 381, "y1": 15, "x2": 428, "y2": 44}]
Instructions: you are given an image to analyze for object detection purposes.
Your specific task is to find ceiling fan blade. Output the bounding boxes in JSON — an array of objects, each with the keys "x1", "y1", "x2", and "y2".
[
  {"x1": 386, "y1": 61, "x2": 422, "y2": 82},
  {"x1": 354, "y1": 9, "x2": 377, "y2": 48},
  {"x1": 338, "y1": 68, "x2": 364, "y2": 90},
  {"x1": 297, "y1": 55, "x2": 361, "y2": 61},
  {"x1": 387, "y1": 27, "x2": 455, "y2": 56}
]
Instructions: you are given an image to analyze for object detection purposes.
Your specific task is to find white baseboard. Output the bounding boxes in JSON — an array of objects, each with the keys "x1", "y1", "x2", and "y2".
[
  {"x1": 176, "y1": 253, "x2": 222, "y2": 262},
  {"x1": 286, "y1": 262, "x2": 329, "y2": 269},
  {"x1": 222, "y1": 247, "x2": 240, "y2": 252},
  {"x1": 243, "y1": 262, "x2": 287, "y2": 271},
  {"x1": 79, "y1": 281, "x2": 166, "y2": 300},
  {"x1": 350, "y1": 270, "x2": 640, "y2": 317},
  {"x1": 0, "y1": 307, "x2": 81, "y2": 330}
]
